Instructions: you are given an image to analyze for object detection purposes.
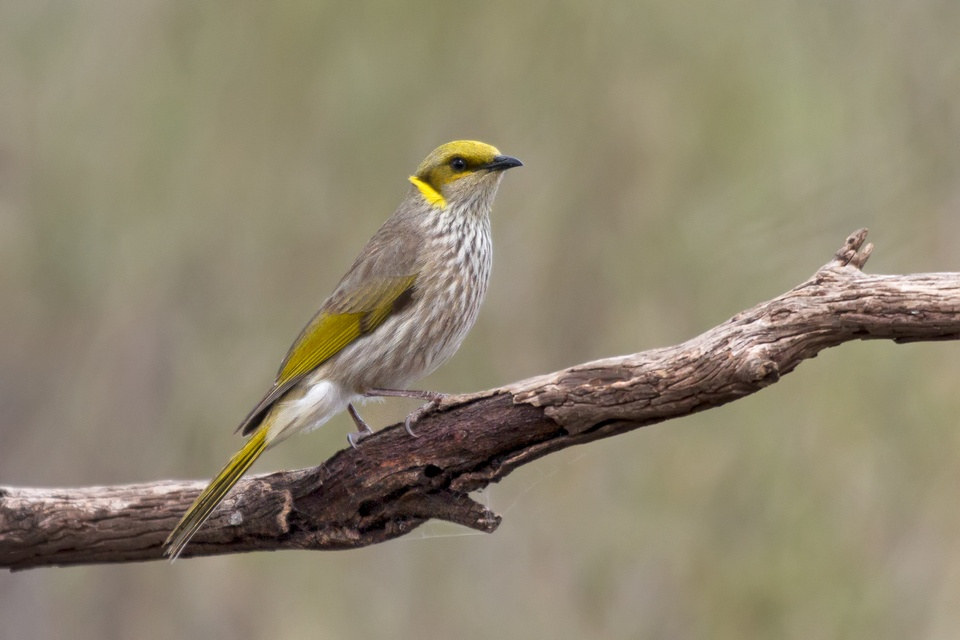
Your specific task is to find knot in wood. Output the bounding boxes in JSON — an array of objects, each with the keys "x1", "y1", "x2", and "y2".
[{"x1": 736, "y1": 351, "x2": 780, "y2": 386}]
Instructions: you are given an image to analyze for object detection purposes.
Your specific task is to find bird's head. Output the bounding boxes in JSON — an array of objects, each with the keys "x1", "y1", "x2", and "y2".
[{"x1": 409, "y1": 140, "x2": 522, "y2": 210}]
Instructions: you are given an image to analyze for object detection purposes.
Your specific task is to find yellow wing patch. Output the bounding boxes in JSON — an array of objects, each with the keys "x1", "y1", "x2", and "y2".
[
  {"x1": 236, "y1": 274, "x2": 417, "y2": 435},
  {"x1": 277, "y1": 310, "x2": 365, "y2": 384},
  {"x1": 276, "y1": 274, "x2": 418, "y2": 385}
]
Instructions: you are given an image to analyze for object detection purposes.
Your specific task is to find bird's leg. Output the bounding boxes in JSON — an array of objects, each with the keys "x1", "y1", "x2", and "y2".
[
  {"x1": 364, "y1": 388, "x2": 446, "y2": 437},
  {"x1": 346, "y1": 403, "x2": 374, "y2": 449}
]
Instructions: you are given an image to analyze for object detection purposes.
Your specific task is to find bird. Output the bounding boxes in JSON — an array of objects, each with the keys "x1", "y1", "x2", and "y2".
[{"x1": 162, "y1": 140, "x2": 522, "y2": 559}]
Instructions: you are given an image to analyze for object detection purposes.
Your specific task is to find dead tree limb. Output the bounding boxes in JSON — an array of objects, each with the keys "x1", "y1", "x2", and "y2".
[{"x1": 2, "y1": 229, "x2": 959, "y2": 571}]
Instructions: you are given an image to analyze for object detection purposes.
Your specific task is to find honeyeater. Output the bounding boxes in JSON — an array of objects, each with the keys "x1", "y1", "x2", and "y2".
[{"x1": 163, "y1": 140, "x2": 522, "y2": 559}]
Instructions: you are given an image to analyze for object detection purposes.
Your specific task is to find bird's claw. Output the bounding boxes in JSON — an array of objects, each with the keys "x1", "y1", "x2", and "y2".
[
  {"x1": 404, "y1": 416, "x2": 419, "y2": 438},
  {"x1": 403, "y1": 393, "x2": 445, "y2": 437},
  {"x1": 347, "y1": 429, "x2": 371, "y2": 449}
]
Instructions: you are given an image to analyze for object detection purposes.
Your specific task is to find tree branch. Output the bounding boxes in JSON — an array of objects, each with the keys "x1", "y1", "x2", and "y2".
[{"x1": 3, "y1": 229, "x2": 959, "y2": 571}]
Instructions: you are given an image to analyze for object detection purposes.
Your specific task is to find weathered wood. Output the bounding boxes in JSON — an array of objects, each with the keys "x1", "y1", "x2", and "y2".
[{"x1": 2, "y1": 229, "x2": 959, "y2": 570}]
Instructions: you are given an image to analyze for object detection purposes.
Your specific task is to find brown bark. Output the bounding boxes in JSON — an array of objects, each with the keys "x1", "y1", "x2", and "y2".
[{"x1": 2, "y1": 229, "x2": 958, "y2": 571}]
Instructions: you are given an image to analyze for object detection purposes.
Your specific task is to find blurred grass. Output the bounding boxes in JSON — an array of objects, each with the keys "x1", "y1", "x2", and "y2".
[{"x1": 2, "y1": 1, "x2": 960, "y2": 638}]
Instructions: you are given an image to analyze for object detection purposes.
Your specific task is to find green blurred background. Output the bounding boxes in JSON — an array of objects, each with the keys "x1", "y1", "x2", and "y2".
[{"x1": 2, "y1": 1, "x2": 960, "y2": 638}]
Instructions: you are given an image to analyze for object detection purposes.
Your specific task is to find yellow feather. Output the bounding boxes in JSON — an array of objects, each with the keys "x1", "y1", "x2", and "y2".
[
  {"x1": 163, "y1": 427, "x2": 270, "y2": 560},
  {"x1": 235, "y1": 274, "x2": 418, "y2": 436},
  {"x1": 276, "y1": 274, "x2": 419, "y2": 386},
  {"x1": 277, "y1": 311, "x2": 366, "y2": 383},
  {"x1": 408, "y1": 175, "x2": 447, "y2": 209}
]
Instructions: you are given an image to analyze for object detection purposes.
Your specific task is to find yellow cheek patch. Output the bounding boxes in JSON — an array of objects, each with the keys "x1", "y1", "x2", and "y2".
[{"x1": 409, "y1": 176, "x2": 447, "y2": 209}]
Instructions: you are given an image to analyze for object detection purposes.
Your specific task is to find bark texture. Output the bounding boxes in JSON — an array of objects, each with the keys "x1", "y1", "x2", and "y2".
[{"x1": 3, "y1": 229, "x2": 959, "y2": 570}]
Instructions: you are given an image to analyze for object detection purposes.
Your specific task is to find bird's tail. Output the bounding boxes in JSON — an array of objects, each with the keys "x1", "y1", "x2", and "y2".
[{"x1": 163, "y1": 426, "x2": 270, "y2": 561}]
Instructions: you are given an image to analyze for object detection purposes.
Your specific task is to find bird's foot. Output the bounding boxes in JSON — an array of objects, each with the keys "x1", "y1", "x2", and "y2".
[
  {"x1": 403, "y1": 393, "x2": 445, "y2": 437},
  {"x1": 346, "y1": 403, "x2": 374, "y2": 449},
  {"x1": 365, "y1": 388, "x2": 446, "y2": 437}
]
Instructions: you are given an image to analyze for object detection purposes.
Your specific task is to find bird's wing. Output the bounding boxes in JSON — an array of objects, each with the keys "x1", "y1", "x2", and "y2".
[
  {"x1": 277, "y1": 273, "x2": 418, "y2": 382},
  {"x1": 236, "y1": 272, "x2": 418, "y2": 435}
]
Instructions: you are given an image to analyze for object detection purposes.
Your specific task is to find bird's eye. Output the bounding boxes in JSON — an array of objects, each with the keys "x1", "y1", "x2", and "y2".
[{"x1": 450, "y1": 157, "x2": 467, "y2": 172}]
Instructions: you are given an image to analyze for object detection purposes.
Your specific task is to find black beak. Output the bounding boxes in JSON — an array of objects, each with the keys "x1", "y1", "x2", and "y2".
[{"x1": 485, "y1": 154, "x2": 523, "y2": 172}]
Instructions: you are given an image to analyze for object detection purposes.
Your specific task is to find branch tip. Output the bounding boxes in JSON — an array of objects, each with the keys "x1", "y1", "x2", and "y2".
[
  {"x1": 834, "y1": 228, "x2": 872, "y2": 269},
  {"x1": 401, "y1": 490, "x2": 502, "y2": 533}
]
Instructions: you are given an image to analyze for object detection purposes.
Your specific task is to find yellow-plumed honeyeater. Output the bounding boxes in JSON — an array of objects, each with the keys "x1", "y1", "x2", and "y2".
[{"x1": 163, "y1": 140, "x2": 522, "y2": 559}]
